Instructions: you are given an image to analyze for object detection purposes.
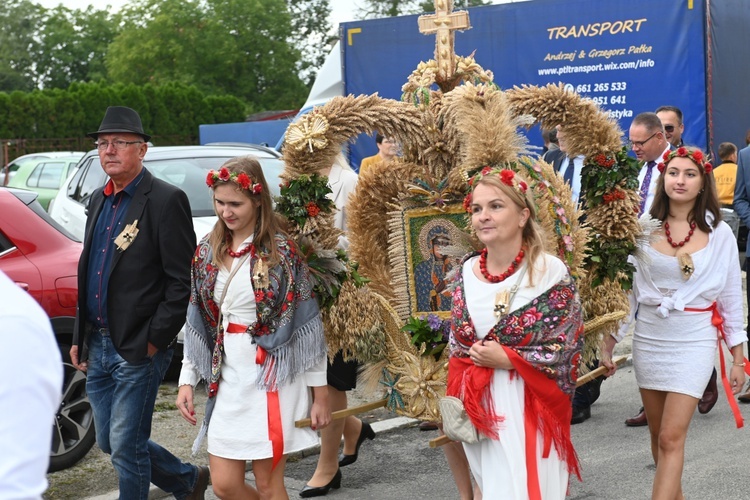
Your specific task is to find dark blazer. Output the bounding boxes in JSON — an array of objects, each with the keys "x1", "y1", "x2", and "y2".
[
  {"x1": 733, "y1": 145, "x2": 750, "y2": 253},
  {"x1": 73, "y1": 168, "x2": 196, "y2": 364},
  {"x1": 544, "y1": 148, "x2": 566, "y2": 172}
]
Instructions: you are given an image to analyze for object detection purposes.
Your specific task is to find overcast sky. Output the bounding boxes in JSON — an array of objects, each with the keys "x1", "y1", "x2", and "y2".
[{"x1": 35, "y1": 0, "x2": 361, "y2": 27}]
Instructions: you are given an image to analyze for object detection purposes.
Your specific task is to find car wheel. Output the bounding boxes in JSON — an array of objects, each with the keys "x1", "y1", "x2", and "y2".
[{"x1": 48, "y1": 346, "x2": 96, "y2": 472}]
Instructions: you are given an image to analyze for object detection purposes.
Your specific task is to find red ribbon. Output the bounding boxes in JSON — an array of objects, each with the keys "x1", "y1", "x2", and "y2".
[
  {"x1": 226, "y1": 322, "x2": 284, "y2": 469},
  {"x1": 684, "y1": 303, "x2": 750, "y2": 428}
]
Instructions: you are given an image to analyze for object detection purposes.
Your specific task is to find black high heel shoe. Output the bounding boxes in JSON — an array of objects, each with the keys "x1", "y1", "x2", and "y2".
[
  {"x1": 338, "y1": 421, "x2": 375, "y2": 467},
  {"x1": 299, "y1": 469, "x2": 341, "y2": 498}
]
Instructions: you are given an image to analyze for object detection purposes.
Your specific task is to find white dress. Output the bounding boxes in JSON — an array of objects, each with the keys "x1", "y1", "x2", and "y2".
[
  {"x1": 616, "y1": 218, "x2": 747, "y2": 398},
  {"x1": 462, "y1": 253, "x2": 569, "y2": 500},
  {"x1": 179, "y1": 237, "x2": 327, "y2": 460},
  {"x1": 632, "y1": 247, "x2": 716, "y2": 398}
]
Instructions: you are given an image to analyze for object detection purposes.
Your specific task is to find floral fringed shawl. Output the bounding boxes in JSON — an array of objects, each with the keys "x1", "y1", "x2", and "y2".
[
  {"x1": 184, "y1": 233, "x2": 327, "y2": 453},
  {"x1": 447, "y1": 252, "x2": 584, "y2": 490}
]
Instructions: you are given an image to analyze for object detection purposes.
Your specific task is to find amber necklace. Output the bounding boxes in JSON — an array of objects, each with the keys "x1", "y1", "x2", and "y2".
[
  {"x1": 664, "y1": 221, "x2": 696, "y2": 248},
  {"x1": 479, "y1": 247, "x2": 525, "y2": 283}
]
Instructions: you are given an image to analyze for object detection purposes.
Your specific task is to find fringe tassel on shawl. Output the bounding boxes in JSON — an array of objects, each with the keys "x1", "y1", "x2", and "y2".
[
  {"x1": 256, "y1": 314, "x2": 327, "y2": 392},
  {"x1": 525, "y1": 389, "x2": 582, "y2": 481},
  {"x1": 184, "y1": 305, "x2": 213, "y2": 381},
  {"x1": 447, "y1": 357, "x2": 504, "y2": 440}
]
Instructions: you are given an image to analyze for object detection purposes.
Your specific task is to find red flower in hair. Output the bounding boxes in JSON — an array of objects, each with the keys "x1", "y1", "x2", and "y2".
[
  {"x1": 236, "y1": 172, "x2": 251, "y2": 190},
  {"x1": 704, "y1": 163, "x2": 713, "y2": 174},
  {"x1": 500, "y1": 169, "x2": 515, "y2": 186},
  {"x1": 676, "y1": 147, "x2": 688, "y2": 156},
  {"x1": 463, "y1": 193, "x2": 472, "y2": 213},
  {"x1": 518, "y1": 181, "x2": 528, "y2": 193},
  {"x1": 663, "y1": 151, "x2": 671, "y2": 161},
  {"x1": 657, "y1": 162, "x2": 665, "y2": 173},
  {"x1": 218, "y1": 167, "x2": 231, "y2": 181},
  {"x1": 206, "y1": 171, "x2": 216, "y2": 187},
  {"x1": 692, "y1": 150, "x2": 704, "y2": 162},
  {"x1": 252, "y1": 184, "x2": 262, "y2": 194},
  {"x1": 481, "y1": 166, "x2": 492, "y2": 175}
]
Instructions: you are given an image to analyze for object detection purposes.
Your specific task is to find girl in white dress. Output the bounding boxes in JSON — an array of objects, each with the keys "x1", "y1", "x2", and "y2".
[
  {"x1": 602, "y1": 147, "x2": 747, "y2": 500},
  {"x1": 176, "y1": 156, "x2": 331, "y2": 499},
  {"x1": 448, "y1": 169, "x2": 583, "y2": 499}
]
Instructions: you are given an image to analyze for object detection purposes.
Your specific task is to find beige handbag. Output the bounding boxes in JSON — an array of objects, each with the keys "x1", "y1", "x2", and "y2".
[{"x1": 438, "y1": 396, "x2": 486, "y2": 444}]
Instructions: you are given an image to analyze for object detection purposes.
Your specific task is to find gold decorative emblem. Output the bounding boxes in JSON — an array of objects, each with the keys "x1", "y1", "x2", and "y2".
[
  {"x1": 114, "y1": 219, "x2": 139, "y2": 252},
  {"x1": 678, "y1": 252, "x2": 694, "y2": 280},
  {"x1": 252, "y1": 258, "x2": 269, "y2": 290},
  {"x1": 286, "y1": 114, "x2": 329, "y2": 152}
]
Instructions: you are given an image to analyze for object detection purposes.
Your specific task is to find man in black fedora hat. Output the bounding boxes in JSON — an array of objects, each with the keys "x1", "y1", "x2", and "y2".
[{"x1": 71, "y1": 106, "x2": 209, "y2": 498}]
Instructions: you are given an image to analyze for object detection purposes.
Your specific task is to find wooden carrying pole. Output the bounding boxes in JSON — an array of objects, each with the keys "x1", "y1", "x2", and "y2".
[
  {"x1": 295, "y1": 398, "x2": 387, "y2": 428},
  {"x1": 428, "y1": 355, "x2": 629, "y2": 448}
]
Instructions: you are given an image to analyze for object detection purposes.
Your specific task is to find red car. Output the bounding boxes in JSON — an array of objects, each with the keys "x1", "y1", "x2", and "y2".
[{"x1": 0, "y1": 187, "x2": 94, "y2": 472}]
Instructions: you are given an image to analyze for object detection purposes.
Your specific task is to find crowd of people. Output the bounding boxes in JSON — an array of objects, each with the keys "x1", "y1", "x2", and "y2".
[{"x1": 5, "y1": 102, "x2": 750, "y2": 500}]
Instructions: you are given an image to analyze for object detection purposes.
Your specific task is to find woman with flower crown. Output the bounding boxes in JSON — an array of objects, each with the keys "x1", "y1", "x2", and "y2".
[
  {"x1": 175, "y1": 156, "x2": 331, "y2": 498},
  {"x1": 601, "y1": 146, "x2": 747, "y2": 500},
  {"x1": 447, "y1": 167, "x2": 583, "y2": 499}
]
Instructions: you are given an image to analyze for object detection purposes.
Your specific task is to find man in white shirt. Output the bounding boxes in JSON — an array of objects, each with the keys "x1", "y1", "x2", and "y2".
[
  {"x1": 629, "y1": 112, "x2": 671, "y2": 217},
  {"x1": 553, "y1": 125, "x2": 584, "y2": 204},
  {"x1": 0, "y1": 271, "x2": 63, "y2": 499}
]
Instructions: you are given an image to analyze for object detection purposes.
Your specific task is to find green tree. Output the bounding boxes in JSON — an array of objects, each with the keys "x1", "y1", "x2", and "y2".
[
  {"x1": 107, "y1": 0, "x2": 307, "y2": 111},
  {"x1": 0, "y1": 0, "x2": 45, "y2": 91},
  {"x1": 286, "y1": 0, "x2": 336, "y2": 86},
  {"x1": 35, "y1": 5, "x2": 120, "y2": 89}
]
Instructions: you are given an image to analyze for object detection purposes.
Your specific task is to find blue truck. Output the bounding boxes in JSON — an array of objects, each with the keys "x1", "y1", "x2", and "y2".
[
  {"x1": 283, "y1": 0, "x2": 750, "y2": 170},
  {"x1": 201, "y1": 0, "x2": 749, "y2": 167}
]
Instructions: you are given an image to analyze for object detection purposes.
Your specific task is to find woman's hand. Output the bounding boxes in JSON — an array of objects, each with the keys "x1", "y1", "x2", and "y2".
[
  {"x1": 730, "y1": 365, "x2": 746, "y2": 395},
  {"x1": 599, "y1": 335, "x2": 619, "y2": 377},
  {"x1": 176, "y1": 384, "x2": 197, "y2": 425},
  {"x1": 310, "y1": 386, "x2": 331, "y2": 431},
  {"x1": 468, "y1": 340, "x2": 513, "y2": 370}
]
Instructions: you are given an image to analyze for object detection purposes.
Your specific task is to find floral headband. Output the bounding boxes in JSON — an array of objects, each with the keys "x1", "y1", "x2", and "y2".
[
  {"x1": 206, "y1": 167, "x2": 263, "y2": 194},
  {"x1": 657, "y1": 147, "x2": 712, "y2": 174},
  {"x1": 464, "y1": 166, "x2": 529, "y2": 212}
]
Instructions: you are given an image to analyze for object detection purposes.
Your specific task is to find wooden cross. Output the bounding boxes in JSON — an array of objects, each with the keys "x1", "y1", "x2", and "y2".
[{"x1": 418, "y1": 0, "x2": 471, "y2": 80}]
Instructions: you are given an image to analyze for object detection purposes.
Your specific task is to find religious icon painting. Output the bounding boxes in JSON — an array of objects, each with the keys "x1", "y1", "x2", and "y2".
[{"x1": 388, "y1": 203, "x2": 472, "y2": 321}]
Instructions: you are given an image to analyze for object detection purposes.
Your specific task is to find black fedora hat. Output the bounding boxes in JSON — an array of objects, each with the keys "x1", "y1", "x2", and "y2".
[{"x1": 88, "y1": 106, "x2": 151, "y2": 141}]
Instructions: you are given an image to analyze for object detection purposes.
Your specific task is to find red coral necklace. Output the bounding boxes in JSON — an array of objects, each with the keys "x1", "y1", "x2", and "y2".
[
  {"x1": 664, "y1": 221, "x2": 696, "y2": 248},
  {"x1": 226, "y1": 236, "x2": 254, "y2": 258},
  {"x1": 479, "y1": 247, "x2": 525, "y2": 283}
]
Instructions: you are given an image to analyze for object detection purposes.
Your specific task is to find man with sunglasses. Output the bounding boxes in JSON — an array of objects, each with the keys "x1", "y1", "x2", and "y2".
[{"x1": 656, "y1": 106, "x2": 685, "y2": 148}]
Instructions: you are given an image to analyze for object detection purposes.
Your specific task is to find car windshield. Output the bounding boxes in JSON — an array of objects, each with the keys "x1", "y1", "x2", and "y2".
[{"x1": 145, "y1": 156, "x2": 285, "y2": 217}]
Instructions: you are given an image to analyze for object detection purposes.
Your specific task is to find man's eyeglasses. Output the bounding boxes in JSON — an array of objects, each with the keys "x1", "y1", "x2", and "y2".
[
  {"x1": 628, "y1": 132, "x2": 658, "y2": 149},
  {"x1": 663, "y1": 125, "x2": 675, "y2": 133},
  {"x1": 95, "y1": 140, "x2": 144, "y2": 151},
  {"x1": 382, "y1": 139, "x2": 398, "y2": 144}
]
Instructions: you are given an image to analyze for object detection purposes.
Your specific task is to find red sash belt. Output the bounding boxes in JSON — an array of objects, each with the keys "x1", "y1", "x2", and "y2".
[
  {"x1": 683, "y1": 303, "x2": 750, "y2": 428},
  {"x1": 226, "y1": 322, "x2": 284, "y2": 469}
]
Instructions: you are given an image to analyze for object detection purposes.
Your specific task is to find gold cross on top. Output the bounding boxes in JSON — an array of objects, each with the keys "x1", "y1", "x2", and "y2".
[{"x1": 418, "y1": 0, "x2": 471, "y2": 80}]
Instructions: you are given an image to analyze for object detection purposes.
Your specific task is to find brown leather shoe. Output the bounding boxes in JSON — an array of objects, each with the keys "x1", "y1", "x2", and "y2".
[
  {"x1": 186, "y1": 465, "x2": 210, "y2": 500},
  {"x1": 698, "y1": 369, "x2": 718, "y2": 414},
  {"x1": 419, "y1": 421, "x2": 439, "y2": 431},
  {"x1": 625, "y1": 407, "x2": 647, "y2": 427}
]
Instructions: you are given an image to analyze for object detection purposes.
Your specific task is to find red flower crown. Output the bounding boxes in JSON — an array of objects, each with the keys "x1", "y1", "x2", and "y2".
[
  {"x1": 657, "y1": 147, "x2": 712, "y2": 174},
  {"x1": 206, "y1": 167, "x2": 263, "y2": 194},
  {"x1": 465, "y1": 166, "x2": 529, "y2": 212}
]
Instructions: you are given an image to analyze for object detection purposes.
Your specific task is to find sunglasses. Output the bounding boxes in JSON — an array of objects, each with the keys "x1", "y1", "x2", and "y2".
[{"x1": 664, "y1": 125, "x2": 675, "y2": 133}]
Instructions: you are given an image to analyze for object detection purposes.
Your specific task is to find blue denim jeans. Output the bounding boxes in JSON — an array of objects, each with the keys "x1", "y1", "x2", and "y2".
[{"x1": 86, "y1": 330, "x2": 199, "y2": 499}]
